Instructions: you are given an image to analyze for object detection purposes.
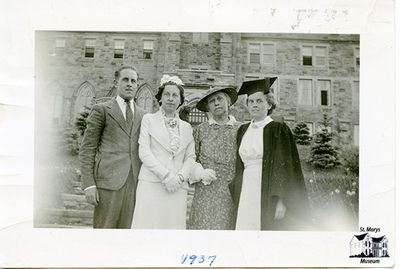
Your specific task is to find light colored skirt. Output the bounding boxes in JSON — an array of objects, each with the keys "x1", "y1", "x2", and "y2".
[
  {"x1": 132, "y1": 180, "x2": 187, "y2": 229},
  {"x1": 235, "y1": 160, "x2": 262, "y2": 230}
]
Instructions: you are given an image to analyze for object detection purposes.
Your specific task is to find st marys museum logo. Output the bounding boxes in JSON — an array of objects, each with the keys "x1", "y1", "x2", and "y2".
[{"x1": 349, "y1": 232, "x2": 389, "y2": 264}]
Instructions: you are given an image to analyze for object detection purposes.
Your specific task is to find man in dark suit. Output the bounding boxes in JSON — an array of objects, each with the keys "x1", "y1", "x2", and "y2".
[{"x1": 79, "y1": 66, "x2": 145, "y2": 228}]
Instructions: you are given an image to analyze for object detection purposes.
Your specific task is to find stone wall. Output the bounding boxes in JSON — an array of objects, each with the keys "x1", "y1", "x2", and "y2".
[{"x1": 36, "y1": 31, "x2": 359, "y2": 145}]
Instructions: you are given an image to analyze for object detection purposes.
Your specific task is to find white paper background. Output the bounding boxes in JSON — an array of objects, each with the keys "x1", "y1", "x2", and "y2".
[{"x1": 0, "y1": 0, "x2": 396, "y2": 267}]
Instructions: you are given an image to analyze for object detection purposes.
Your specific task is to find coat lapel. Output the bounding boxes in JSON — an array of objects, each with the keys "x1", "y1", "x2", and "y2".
[
  {"x1": 149, "y1": 110, "x2": 171, "y2": 150},
  {"x1": 107, "y1": 99, "x2": 130, "y2": 136},
  {"x1": 177, "y1": 119, "x2": 193, "y2": 154}
]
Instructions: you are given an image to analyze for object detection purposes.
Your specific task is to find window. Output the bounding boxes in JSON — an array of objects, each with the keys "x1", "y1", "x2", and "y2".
[
  {"x1": 315, "y1": 46, "x2": 327, "y2": 66},
  {"x1": 354, "y1": 46, "x2": 360, "y2": 69},
  {"x1": 136, "y1": 86, "x2": 153, "y2": 113},
  {"x1": 306, "y1": 122, "x2": 314, "y2": 136},
  {"x1": 317, "y1": 80, "x2": 331, "y2": 106},
  {"x1": 143, "y1": 40, "x2": 154, "y2": 59},
  {"x1": 74, "y1": 82, "x2": 95, "y2": 119},
  {"x1": 298, "y1": 79, "x2": 313, "y2": 105},
  {"x1": 301, "y1": 45, "x2": 327, "y2": 66},
  {"x1": 193, "y1": 33, "x2": 209, "y2": 43},
  {"x1": 248, "y1": 42, "x2": 275, "y2": 65},
  {"x1": 302, "y1": 46, "x2": 313, "y2": 65},
  {"x1": 188, "y1": 107, "x2": 207, "y2": 125},
  {"x1": 317, "y1": 125, "x2": 332, "y2": 133},
  {"x1": 114, "y1": 39, "x2": 125, "y2": 59},
  {"x1": 55, "y1": 38, "x2": 66, "y2": 56},
  {"x1": 84, "y1": 38, "x2": 96, "y2": 58},
  {"x1": 263, "y1": 44, "x2": 275, "y2": 65},
  {"x1": 353, "y1": 81, "x2": 360, "y2": 109},
  {"x1": 249, "y1": 43, "x2": 261, "y2": 64},
  {"x1": 354, "y1": 125, "x2": 359, "y2": 146}
]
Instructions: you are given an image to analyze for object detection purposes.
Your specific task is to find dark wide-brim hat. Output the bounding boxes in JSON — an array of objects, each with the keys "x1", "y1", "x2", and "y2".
[{"x1": 196, "y1": 87, "x2": 238, "y2": 112}]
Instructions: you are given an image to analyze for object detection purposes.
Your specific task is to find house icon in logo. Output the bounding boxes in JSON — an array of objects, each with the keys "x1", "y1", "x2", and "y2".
[{"x1": 349, "y1": 233, "x2": 389, "y2": 258}]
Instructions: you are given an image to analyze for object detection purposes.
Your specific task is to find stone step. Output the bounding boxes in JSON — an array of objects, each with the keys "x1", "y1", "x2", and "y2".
[
  {"x1": 61, "y1": 193, "x2": 94, "y2": 210},
  {"x1": 67, "y1": 179, "x2": 85, "y2": 195},
  {"x1": 44, "y1": 207, "x2": 93, "y2": 226},
  {"x1": 35, "y1": 223, "x2": 91, "y2": 229},
  {"x1": 47, "y1": 208, "x2": 93, "y2": 218}
]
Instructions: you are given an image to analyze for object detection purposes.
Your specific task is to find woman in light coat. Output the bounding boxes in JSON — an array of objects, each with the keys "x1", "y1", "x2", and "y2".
[{"x1": 132, "y1": 75, "x2": 215, "y2": 229}]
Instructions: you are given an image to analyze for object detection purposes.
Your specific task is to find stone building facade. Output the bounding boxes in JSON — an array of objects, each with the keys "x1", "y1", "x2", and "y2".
[{"x1": 35, "y1": 31, "x2": 359, "y2": 145}]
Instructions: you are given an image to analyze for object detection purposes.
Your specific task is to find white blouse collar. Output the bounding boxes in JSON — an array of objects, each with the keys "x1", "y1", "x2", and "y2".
[
  {"x1": 250, "y1": 115, "x2": 273, "y2": 129},
  {"x1": 208, "y1": 115, "x2": 237, "y2": 126}
]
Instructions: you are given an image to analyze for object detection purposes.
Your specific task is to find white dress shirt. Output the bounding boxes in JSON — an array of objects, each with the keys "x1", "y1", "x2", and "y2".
[{"x1": 116, "y1": 95, "x2": 135, "y2": 120}]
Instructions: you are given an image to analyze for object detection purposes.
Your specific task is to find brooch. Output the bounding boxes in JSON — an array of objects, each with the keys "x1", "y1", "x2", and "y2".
[{"x1": 167, "y1": 118, "x2": 178, "y2": 128}]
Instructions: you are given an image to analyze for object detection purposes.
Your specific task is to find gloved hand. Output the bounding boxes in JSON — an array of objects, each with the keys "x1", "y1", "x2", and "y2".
[
  {"x1": 200, "y1": 168, "x2": 217, "y2": 185},
  {"x1": 162, "y1": 173, "x2": 182, "y2": 193}
]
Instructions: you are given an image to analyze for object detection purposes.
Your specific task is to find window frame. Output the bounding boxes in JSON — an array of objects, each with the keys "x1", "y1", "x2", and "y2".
[
  {"x1": 55, "y1": 37, "x2": 66, "y2": 56},
  {"x1": 306, "y1": 122, "x2": 314, "y2": 137},
  {"x1": 301, "y1": 44, "x2": 328, "y2": 67},
  {"x1": 84, "y1": 38, "x2": 96, "y2": 58},
  {"x1": 142, "y1": 39, "x2": 155, "y2": 60},
  {"x1": 113, "y1": 39, "x2": 125, "y2": 59},
  {"x1": 297, "y1": 77, "x2": 314, "y2": 106},
  {"x1": 316, "y1": 79, "x2": 332, "y2": 107},
  {"x1": 247, "y1": 41, "x2": 276, "y2": 65}
]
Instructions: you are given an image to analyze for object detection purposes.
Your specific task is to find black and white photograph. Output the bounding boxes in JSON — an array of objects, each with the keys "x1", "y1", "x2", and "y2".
[
  {"x1": 34, "y1": 31, "x2": 359, "y2": 231},
  {"x1": 0, "y1": 0, "x2": 396, "y2": 267}
]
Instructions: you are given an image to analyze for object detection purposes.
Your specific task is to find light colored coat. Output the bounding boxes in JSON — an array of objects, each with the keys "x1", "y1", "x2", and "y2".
[{"x1": 138, "y1": 110, "x2": 196, "y2": 183}]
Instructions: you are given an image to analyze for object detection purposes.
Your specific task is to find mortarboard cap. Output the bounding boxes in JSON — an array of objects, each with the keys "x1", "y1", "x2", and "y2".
[{"x1": 238, "y1": 77, "x2": 277, "y2": 96}]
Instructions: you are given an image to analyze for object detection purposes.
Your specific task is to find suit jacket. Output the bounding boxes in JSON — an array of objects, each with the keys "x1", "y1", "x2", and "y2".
[
  {"x1": 230, "y1": 121, "x2": 311, "y2": 230},
  {"x1": 79, "y1": 98, "x2": 145, "y2": 191},
  {"x1": 138, "y1": 109, "x2": 196, "y2": 183}
]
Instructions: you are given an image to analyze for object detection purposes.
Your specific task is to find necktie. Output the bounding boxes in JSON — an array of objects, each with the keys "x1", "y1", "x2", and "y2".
[{"x1": 125, "y1": 99, "x2": 133, "y2": 127}]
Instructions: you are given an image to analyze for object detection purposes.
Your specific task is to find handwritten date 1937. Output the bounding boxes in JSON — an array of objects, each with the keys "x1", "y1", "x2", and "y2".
[{"x1": 181, "y1": 254, "x2": 217, "y2": 266}]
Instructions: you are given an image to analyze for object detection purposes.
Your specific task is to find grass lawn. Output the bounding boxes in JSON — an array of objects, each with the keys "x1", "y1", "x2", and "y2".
[{"x1": 297, "y1": 145, "x2": 359, "y2": 230}]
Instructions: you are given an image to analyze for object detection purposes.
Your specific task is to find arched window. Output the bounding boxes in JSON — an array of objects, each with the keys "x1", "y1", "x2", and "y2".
[
  {"x1": 74, "y1": 82, "x2": 95, "y2": 119},
  {"x1": 136, "y1": 84, "x2": 154, "y2": 113}
]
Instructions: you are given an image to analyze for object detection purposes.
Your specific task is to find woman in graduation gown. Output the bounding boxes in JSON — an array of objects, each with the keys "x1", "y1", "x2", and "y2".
[{"x1": 230, "y1": 78, "x2": 311, "y2": 231}]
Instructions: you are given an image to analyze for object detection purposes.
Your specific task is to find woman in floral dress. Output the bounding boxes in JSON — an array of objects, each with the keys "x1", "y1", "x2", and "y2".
[{"x1": 188, "y1": 87, "x2": 240, "y2": 230}]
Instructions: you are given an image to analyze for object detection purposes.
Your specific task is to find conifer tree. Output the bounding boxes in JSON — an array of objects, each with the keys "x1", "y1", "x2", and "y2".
[
  {"x1": 309, "y1": 114, "x2": 340, "y2": 168},
  {"x1": 293, "y1": 121, "x2": 312, "y2": 145}
]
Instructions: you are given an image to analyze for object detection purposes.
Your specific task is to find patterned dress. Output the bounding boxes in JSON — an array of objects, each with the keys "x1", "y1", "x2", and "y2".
[{"x1": 188, "y1": 118, "x2": 241, "y2": 230}]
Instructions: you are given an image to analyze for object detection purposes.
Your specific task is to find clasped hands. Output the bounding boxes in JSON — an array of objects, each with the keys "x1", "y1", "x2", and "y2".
[
  {"x1": 162, "y1": 173, "x2": 185, "y2": 193},
  {"x1": 192, "y1": 164, "x2": 217, "y2": 185},
  {"x1": 198, "y1": 168, "x2": 216, "y2": 185}
]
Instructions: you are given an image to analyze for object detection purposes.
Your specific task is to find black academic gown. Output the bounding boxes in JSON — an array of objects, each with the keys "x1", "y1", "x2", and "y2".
[{"x1": 230, "y1": 121, "x2": 311, "y2": 230}]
